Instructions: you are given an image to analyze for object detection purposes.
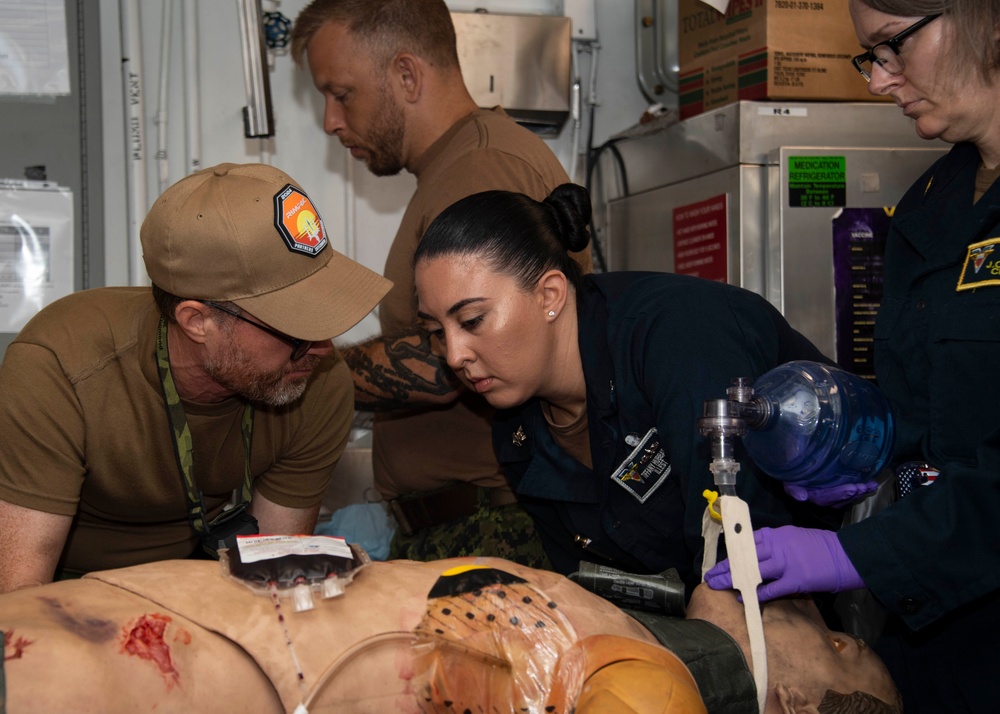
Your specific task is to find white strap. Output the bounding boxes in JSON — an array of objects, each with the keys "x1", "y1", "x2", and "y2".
[{"x1": 719, "y1": 495, "x2": 767, "y2": 714}]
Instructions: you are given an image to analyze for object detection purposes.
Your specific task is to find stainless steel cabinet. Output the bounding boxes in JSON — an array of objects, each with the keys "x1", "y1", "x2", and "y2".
[{"x1": 607, "y1": 101, "x2": 948, "y2": 363}]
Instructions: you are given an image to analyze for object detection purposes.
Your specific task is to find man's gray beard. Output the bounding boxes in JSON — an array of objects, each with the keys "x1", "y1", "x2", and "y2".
[
  {"x1": 239, "y1": 375, "x2": 310, "y2": 407},
  {"x1": 204, "y1": 342, "x2": 313, "y2": 408}
]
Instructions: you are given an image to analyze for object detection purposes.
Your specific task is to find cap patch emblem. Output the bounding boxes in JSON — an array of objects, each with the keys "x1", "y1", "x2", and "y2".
[{"x1": 273, "y1": 184, "x2": 328, "y2": 256}]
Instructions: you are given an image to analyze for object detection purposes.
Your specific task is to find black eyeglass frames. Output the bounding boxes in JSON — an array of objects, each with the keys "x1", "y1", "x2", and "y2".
[
  {"x1": 851, "y1": 14, "x2": 941, "y2": 82},
  {"x1": 198, "y1": 300, "x2": 312, "y2": 361}
]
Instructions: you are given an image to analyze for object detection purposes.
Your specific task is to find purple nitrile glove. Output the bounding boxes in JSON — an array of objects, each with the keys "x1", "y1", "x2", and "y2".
[
  {"x1": 704, "y1": 526, "x2": 865, "y2": 602},
  {"x1": 784, "y1": 480, "x2": 879, "y2": 508}
]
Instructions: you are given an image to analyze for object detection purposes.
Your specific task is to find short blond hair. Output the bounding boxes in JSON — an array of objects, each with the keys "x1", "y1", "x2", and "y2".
[{"x1": 290, "y1": 0, "x2": 460, "y2": 71}]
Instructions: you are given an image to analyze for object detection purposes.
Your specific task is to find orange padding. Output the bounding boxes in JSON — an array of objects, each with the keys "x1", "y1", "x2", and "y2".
[{"x1": 552, "y1": 634, "x2": 708, "y2": 714}]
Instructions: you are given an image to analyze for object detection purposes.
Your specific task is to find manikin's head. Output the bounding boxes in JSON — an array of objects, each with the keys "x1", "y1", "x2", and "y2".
[{"x1": 687, "y1": 585, "x2": 902, "y2": 713}]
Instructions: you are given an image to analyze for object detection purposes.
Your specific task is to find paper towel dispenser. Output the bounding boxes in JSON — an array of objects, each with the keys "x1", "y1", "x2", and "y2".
[{"x1": 453, "y1": 12, "x2": 571, "y2": 136}]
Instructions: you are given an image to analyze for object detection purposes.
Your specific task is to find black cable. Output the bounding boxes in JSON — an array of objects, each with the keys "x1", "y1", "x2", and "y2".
[
  {"x1": 583, "y1": 102, "x2": 608, "y2": 272},
  {"x1": 606, "y1": 142, "x2": 629, "y2": 196},
  {"x1": 582, "y1": 100, "x2": 635, "y2": 273}
]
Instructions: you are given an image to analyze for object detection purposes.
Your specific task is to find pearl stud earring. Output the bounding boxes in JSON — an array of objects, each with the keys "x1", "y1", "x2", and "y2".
[{"x1": 548, "y1": 310, "x2": 556, "y2": 317}]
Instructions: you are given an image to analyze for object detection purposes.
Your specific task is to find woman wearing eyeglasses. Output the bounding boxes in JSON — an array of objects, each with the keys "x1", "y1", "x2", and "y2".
[{"x1": 707, "y1": 2, "x2": 1000, "y2": 711}]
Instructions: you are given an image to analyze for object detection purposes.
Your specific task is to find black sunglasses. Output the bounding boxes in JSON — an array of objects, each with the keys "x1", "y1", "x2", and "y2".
[
  {"x1": 851, "y1": 14, "x2": 941, "y2": 81},
  {"x1": 198, "y1": 301, "x2": 312, "y2": 361}
]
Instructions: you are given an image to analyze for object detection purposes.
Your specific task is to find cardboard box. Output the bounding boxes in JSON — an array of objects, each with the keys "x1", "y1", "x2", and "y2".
[{"x1": 678, "y1": 0, "x2": 884, "y2": 119}]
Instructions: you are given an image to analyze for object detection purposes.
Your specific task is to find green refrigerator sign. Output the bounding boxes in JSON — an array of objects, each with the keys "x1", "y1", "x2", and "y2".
[{"x1": 788, "y1": 156, "x2": 846, "y2": 208}]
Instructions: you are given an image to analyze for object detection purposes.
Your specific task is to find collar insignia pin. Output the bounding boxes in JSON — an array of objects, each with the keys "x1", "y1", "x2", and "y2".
[{"x1": 512, "y1": 425, "x2": 527, "y2": 447}]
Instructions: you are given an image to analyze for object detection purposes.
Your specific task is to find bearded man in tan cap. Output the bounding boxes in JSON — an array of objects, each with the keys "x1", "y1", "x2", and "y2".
[{"x1": 0, "y1": 163, "x2": 392, "y2": 593}]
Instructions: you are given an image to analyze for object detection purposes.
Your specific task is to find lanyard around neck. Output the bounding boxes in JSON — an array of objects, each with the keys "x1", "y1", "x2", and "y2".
[{"x1": 156, "y1": 316, "x2": 254, "y2": 535}]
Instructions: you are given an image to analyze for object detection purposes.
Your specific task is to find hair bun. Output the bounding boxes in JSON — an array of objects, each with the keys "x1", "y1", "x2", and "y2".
[{"x1": 543, "y1": 184, "x2": 592, "y2": 253}]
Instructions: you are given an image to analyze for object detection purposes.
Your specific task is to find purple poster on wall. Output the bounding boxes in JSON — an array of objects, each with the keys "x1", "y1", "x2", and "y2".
[{"x1": 832, "y1": 207, "x2": 893, "y2": 381}]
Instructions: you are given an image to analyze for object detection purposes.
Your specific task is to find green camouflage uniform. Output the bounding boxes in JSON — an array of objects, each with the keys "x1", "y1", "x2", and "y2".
[{"x1": 389, "y1": 491, "x2": 552, "y2": 569}]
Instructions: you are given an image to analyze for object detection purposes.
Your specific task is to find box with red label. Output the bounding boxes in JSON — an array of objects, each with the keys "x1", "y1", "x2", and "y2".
[{"x1": 677, "y1": 0, "x2": 885, "y2": 119}]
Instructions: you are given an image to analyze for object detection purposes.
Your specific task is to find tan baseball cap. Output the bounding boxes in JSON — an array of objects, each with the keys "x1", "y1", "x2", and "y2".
[{"x1": 141, "y1": 162, "x2": 391, "y2": 341}]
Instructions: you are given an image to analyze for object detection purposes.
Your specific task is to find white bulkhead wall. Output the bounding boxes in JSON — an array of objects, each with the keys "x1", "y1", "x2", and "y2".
[{"x1": 98, "y1": 0, "x2": 650, "y2": 343}]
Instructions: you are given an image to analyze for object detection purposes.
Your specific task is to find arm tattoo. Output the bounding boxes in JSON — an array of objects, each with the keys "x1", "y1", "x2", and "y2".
[{"x1": 341, "y1": 327, "x2": 462, "y2": 411}]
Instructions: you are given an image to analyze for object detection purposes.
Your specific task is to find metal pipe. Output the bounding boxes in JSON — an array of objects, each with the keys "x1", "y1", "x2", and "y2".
[
  {"x1": 568, "y1": 44, "x2": 583, "y2": 183},
  {"x1": 119, "y1": 0, "x2": 149, "y2": 286},
  {"x1": 235, "y1": 0, "x2": 274, "y2": 138},
  {"x1": 183, "y1": 0, "x2": 201, "y2": 175},
  {"x1": 156, "y1": 0, "x2": 173, "y2": 195}
]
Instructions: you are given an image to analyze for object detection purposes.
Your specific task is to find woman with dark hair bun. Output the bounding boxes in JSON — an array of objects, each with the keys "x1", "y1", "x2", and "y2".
[{"x1": 413, "y1": 183, "x2": 833, "y2": 591}]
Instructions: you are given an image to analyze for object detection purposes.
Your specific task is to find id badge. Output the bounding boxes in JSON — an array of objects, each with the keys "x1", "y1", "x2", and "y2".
[{"x1": 610, "y1": 428, "x2": 671, "y2": 503}]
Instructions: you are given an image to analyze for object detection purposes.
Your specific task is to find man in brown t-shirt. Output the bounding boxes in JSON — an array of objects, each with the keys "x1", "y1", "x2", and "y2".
[
  {"x1": 0, "y1": 163, "x2": 391, "y2": 592},
  {"x1": 291, "y1": 0, "x2": 592, "y2": 565}
]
